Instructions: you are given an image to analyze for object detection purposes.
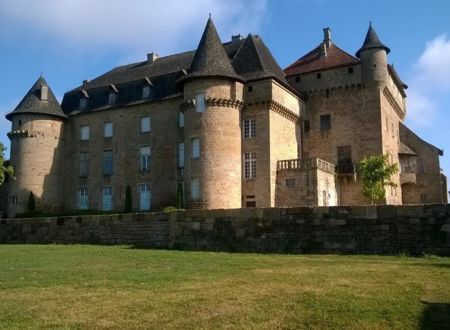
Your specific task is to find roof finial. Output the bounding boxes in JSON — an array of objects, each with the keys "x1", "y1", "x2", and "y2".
[
  {"x1": 209, "y1": 13, "x2": 211, "y2": 19},
  {"x1": 369, "y1": 21, "x2": 372, "y2": 27},
  {"x1": 40, "y1": 72, "x2": 43, "y2": 78}
]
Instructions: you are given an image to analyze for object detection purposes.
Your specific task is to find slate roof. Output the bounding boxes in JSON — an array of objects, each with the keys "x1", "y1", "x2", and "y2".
[
  {"x1": 399, "y1": 142, "x2": 417, "y2": 156},
  {"x1": 355, "y1": 24, "x2": 390, "y2": 58},
  {"x1": 284, "y1": 43, "x2": 360, "y2": 76},
  {"x1": 6, "y1": 77, "x2": 67, "y2": 121},
  {"x1": 400, "y1": 123, "x2": 443, "y2": 156},
  {"x1": 61, "y1": 18, "x2": 290, "y2": 115},
  {"x1": 184, "y1": 17, "x2": 242, "y2": 82},
  {"x1": 233, "y1": 34, "x2": 287, "y2": 83}
]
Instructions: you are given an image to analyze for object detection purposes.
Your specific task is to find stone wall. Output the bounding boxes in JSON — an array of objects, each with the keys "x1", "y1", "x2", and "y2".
[{"x1": 2, "y1": 204, "x2": 450, "y2": 256}]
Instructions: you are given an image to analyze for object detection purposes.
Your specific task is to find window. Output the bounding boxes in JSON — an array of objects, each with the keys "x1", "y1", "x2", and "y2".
[
  {"x1": 104, "y1": 122, "x2": 113, "y2": 138},
  {"x1": 108, "y1": 92, "x2": 116, "y2": 105},
  {"x1": 80, "y1": 126, "x2": 90, "y2": 140},
  {"x1": 102, "y1": 187, "x2": 113, "y2": 211},
  {"x1": 337, "y1": 146, "x2": 353, "y2": 173},
  {"x1": 140, "y1": 147, "x2": 151, "y2": 171},
  {"x1": 244, "y1": 152, "x2": 256, "y2": 179},
  {"x1": 79, "y1": 97, "x2": 88, "y2": 109},
  {"x1": 192, "y1": 138, "x2": 200, "y2": 159},
  {"x1": 178, "y1": 112, "x2": 184, "y2": 128},
  {"x1": 196, "y1": 94, "x2": 205, "y2": 113},
  {"x1": 141, "y1": 116, "x2": 151, "y2": 133},
  {"x1": 317, "y1": 72, "x2": 322, "y2": 79},
  {"x1": 304, "y1": 120, "x2": 310, "y2": 132},
  {"x1": 10, "y1": 196, "x2": 17, "y2": 205},
  {"x1": 80, "y1": 152, "x2": 89, "y2": 177},
  {"x1": 191, "y1": 178, "x2": 200, "y2": 199},
  {"x1": 421, "y1": 193, "x2": 427, "y2": 203},
  {"x1": 142, "y1": 85, "x2": 151, "y2": 99},
  {"x1": 178, "y1": 143, "x2": 185, "y2": 168},
  {"x1": 418, "y1": 159, "x2": 425, "y2": 173},
  {"x1": 246, "y1": 201, "x2": 256, "y2": 207},
  {"x1": 139, "y1": 183, "x2": 151, "y2": 211},
  {"x1": 286, "y1": 178, "x2": 296, "y2": 188},
  {"x1": 348, "y1": 67, "x2": 354, "y2": 74},
  {"x1": 243, "y1": 119, "x2": 256, "y2": 139},
  {"x1": 78, "y1": 188, "x2": 88, "y2": 210},
  {"x1": 392, "y1": 123, "x2": 395, "y2": 138},
  {"x1": 248, "y1": 85, "x2": 253, "y2": 92},
  {"x1": 295, "y1": 76, "x2": 301, "y2": 83},
  {"x1": 18, "y1": 120, "x2": 22, "y2": 127},
  {"x1": 320, "y1": 115, "x2": 331, "y2": 130},
  {"x1": 102, "y1": 150, "x2": 113, "y2": 175}
]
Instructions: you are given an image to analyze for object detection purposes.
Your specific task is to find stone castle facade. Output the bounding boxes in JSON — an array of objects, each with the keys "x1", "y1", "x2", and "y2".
[{"x1": 3, "y1": 19, "x2": 447, "y2": 217}]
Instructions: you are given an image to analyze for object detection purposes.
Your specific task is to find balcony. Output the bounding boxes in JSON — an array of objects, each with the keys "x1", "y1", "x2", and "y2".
[
  {"x1": 400, "y1": 172, "x2": 416, "y2": 185},
  {"x1": 277, "y1": 158, "x2": 335, "y2": 174}
]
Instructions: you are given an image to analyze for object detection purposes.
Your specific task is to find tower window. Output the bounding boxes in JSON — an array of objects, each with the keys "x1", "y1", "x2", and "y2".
[
  {"x1": 295, "y1": 76, "x2": 301, "y2": 83},
  {"x1": 248, "y1": 85, "x2": 253, "y2": 92},
  {"x1": 18, "y1": 120, "x2": 22, "y2": 127},
  {"x1": 244, "y1": 152, "x2": 256, "y2": 179},
  {"x1": 304, "y1": 120, "x2": 310, "y2": 132},
  {"x1": 320, "y1": 115, "x2": 331, "y2": 130},
  {"x1": 317, "y1": 73, "x2": 322, "y2": 79},
  {"x1": 141, "y1": 116, "x2": 151, "y2": 133},
  {"x1": 195, "y1": 94, "x2": 205, "y2": 113},
  {"x1": 286, "y1": 178, "x2": 296, "y2": 188},
  {"x1": 243, "y1": 119, "x2": 256, "y2": 139},
  {"x1": 104, "y1": 122, "x2": 113, "y2": 138},
  {"x1": 178, "y1": 142, "x2": 185, "y2": 168},
  {"x1": 192, "y1": 138, "x2": 200, "y2": 159},
  {"x1": 348, "y1": 67, "x2": 354, "y2": 74},
  {"x1": 191, "y1": 178, "x2": 200, "y2": 199}
]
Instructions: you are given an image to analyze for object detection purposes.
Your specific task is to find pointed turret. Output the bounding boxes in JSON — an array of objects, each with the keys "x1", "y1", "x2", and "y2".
[
  {"x1": 185, "y1": 17, "x2": 241, "y2": 81},
  {"x1": 6, "y1": 76, "x2": 67, "y2": 121},
  {"x1": 356, "y1": 23, "x2": 390, "y2": 58}
]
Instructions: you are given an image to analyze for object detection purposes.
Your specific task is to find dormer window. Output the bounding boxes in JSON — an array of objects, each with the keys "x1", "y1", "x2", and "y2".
[
  {"x1": 142, "y1": 85, "x2": 151, "y2": 99},
  {"x1": 40, "y1": 85, "x2": 48, "y2": 101},
  {"x1": 108, "y1": 92, "x2": 116, "y2": 105},
  {"x1": 79, "y1": 97, "x2": 88, "y2": 109}
]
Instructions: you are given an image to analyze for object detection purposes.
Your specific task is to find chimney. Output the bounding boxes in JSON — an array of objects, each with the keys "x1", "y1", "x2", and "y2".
[
  {"x1": 323, "y1": 27, "x2": 332, "y2": 48},
  {"x1": 40, "y1": 85, "x2": 48, "y2": 101},
  {"x1": 320, "y1": 43, "x2": 327, "y2": 57},
  {"x1": 231, "y1": 34, "x2": 242, "y2": 41},
  {"x1": 147, "y1": 52, "x2": 159, "y2": 64},
  {"x1": 83, "y1": 79, "x2": 89, "y2": 86}
]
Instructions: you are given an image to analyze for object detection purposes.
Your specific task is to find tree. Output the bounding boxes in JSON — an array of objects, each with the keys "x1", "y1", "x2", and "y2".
[
  {"x1": 125, "y1": 185, "x2": 132, "y2": 213},
  {"x1": 0, "y1": 143, "x2": 13, "y2": 186},
  {"x1": 356, "y1": 154, "x2": 398, "y2": 204},
  {"x1": 28, "y1": 192, "x2": 36, "y2": 211}
]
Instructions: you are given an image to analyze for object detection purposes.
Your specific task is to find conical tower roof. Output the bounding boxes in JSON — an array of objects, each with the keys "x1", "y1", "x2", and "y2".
[
  {"x1": 356, "y1": 24, "x2": 390, "y2": 58},
  {"x1": 233, "y1": 34, "x2": 287, "y2": 83},
  {"x1": 6, "y1": 76, "x2": 67, "y2": 121},
  {"x1": 184, "y1": 17, "x2": 242, "y2": 81}
]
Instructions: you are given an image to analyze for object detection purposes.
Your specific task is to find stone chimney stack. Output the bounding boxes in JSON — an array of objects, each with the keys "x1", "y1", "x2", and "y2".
[
  {"x1": 147, "y1": 52, "x2": 159, "y2": 64},
  {"x1": 323, "y1": 27, "x2": 332, "y2": 48},
  {"x1": 320, "y1": 42, "x2": 327, "y2": 57}
]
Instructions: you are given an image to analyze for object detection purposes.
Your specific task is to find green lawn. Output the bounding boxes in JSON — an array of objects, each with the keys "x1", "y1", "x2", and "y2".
[{"x1": 0, "y1": 245, "x2": 449, "y2": 329}]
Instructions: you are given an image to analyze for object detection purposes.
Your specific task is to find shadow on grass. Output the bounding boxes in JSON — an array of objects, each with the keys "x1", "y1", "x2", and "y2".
[{"x1": 420, "y1": 301, "x2": 450, "y2": 330}]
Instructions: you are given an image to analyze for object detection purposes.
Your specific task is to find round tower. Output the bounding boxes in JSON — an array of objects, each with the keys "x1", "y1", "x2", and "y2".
[
  {"x1": 6, "y1": 77, "x2": 67, "y2": 216},
  {"x1": 180, "y1": 18, "x2": 244, "y2": 209},
  {"x1": 356, "y1": 23, "x2": 390, "y2": 88}
]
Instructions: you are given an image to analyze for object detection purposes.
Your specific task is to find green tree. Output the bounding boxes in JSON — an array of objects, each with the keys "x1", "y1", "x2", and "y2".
[
  {"x1": 125, "y1": 185, "x2": 132, "y2": 213},
  {"x1": 357, "y1": 154, "x2": 398, "y2": 204},
  {"x1": 0, "y1": 143, "x2": 13, "y2": 186},
  {"x1": 28, "y1": 192, "x2": 36, "y2": 211}
]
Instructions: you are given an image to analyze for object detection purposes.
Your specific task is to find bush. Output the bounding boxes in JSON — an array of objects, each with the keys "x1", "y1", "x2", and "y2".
[
  {"x1": 28, "y1": 192, "x2": 36, "y2": 211},
  {"x1": 125, "y1": 186, "x2": 132, "y2": 213}
]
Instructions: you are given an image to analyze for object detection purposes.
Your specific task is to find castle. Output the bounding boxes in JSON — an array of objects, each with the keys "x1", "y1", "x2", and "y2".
[{"x1": 3, "y1": 18, "x2": 447, "y2": 217}]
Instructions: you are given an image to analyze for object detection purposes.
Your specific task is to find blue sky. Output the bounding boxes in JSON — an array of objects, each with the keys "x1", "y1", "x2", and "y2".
[{"x1": 1, "y1": 0, "x2": 449, "y2": 178}]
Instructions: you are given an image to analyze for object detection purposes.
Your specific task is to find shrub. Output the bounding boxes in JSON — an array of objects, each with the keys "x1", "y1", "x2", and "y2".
[{"x1": 28, "y1": 192, "x2": 36, "y2": 211}]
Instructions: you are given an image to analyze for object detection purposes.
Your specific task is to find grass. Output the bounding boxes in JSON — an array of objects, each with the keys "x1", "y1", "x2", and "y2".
[{"x1": 0, "y1": 245, "x2": 449, "y2": 329}]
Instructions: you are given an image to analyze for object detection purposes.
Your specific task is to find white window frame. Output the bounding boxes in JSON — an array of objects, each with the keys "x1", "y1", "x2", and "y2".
[
  {"x1": 141, "y1": 116, "x2": 151, "y2": 133},
  {"x1": 178, "y1": 142, "x2": 185, "y2": 168},
  {"x1": 80, "y1": 152, "x2": 89, "y2": 177},
  {"x1": 243, "y1": 119, "x2": 256, "y2": 139},
  {"x1": 140, "y1": 146, "x2": 151, "y2": 172},
  {"x1": 191, "y1": 178, "x2": 200, "y2": 200},
  {"x1": 78, "y1": 188, "x2": 89, "y2": 210},
  {"x1": 79, "y1": 97, "x2": 88, "y2": 109},
  {"x1": 192, "y1": 138, "x2": 200, "y2": 159},
  {"x1": 178, "y1": 111, "x2": 185, "y2": 128},
  {"x1": 196, "y1": 94, "x2": 205, "y2": 113},
  {"x1": 244, "y1": 152, "x2": 256, "y2": 179},
  {"x1": 108, "y1": 92, "x2": 117, "y2": 105},
  {"x1": 102, "y1": 150, "x2": 113, "y2": 175},
  {"x1": 139, "y1": 183, "x2": 151, "y2": 211},
  {"x1": 102, "y1": 187, "x2": 113, "y2": 211},
  {"x1": 80, "y1": 126, "x2": 90, "y2": 141},
  {"x1": 104, "y1": 122, "x2": 113, "y2": 138}
]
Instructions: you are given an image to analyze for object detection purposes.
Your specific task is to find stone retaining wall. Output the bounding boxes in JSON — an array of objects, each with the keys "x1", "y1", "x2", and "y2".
[{"x1": 1, "y1": 204, "x2": 450, "y2": 256}]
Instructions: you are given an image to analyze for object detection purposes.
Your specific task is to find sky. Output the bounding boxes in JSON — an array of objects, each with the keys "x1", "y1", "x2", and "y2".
[{"x1": 0, "y1": 0, "x2": 449, "y2": 179}]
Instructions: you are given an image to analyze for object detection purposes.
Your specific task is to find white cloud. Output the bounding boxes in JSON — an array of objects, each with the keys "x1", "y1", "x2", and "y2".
[
  {"x1": 0, "y1": 0, "x2": 268, "y2": 56},
  {"x1": 406, "y1": 34, "x2": 450, "y2": 127}
]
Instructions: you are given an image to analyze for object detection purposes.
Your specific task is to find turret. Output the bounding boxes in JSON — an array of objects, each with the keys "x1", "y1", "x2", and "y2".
[
  {"x1": 356, "y1": 23, "x2": 390, "y2": 88},
  {"x1": 6, "y1": 76, "x2": 66, "y2": 216},
  {"x1": 179, "y1": 17, "x2": 244, "y2": 209}
]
